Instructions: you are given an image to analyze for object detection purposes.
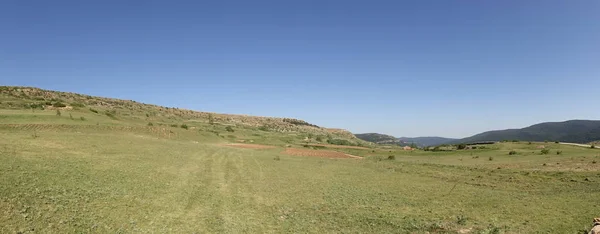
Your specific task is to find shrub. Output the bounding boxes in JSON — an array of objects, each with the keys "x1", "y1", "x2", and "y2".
[
  {"x1": 105, "y1": 111, "x2": 117, "y2": 120},
  {"x1": 180, "y1": 124, "x2": 188, "y2": 129},
  {"x1": 457, "y1": 144, "x2": 467, "y2": 150},
  {"x1": 69, "y1": 113, "x2": 74, "y2": 120},
  {"x1": 225, "y1": 126, "x2": 234, "y2": 132},
  {"x1": 258, "y1": 125, "x2": 269, "y2": 131},
  {"x1": 56, "y1": 109, "x2": 61, "y2": 116},
  {"x1": 509, "y1": 150, "x2": 517, "y2": 155},
  {"x1": 541, "y1": 149, "x2": 550, "y2": 155},
  {"x1": 315, "y1": 136, "x2": 323, "y2": 142},
  {"x1": 70, "y1": 102, "x2": 85, "y2": 108},
  {"x1": 80, "y1": 116, "x2": 85, "y2": 121},
  {"x1": 592, "y1": 145, "x2": 596, "y2": 149},
  {"x1": 147, "y1": 122, "x2": 154, "y2": 126},
  {"x1": 208, "y1": 114, "x2": 215, "y2": 125},
  {"x1": 512, "y1": 140, "x2": 519, "y2": 142},
  {"x1": 52, "y1": 102, "x2": 66, "y2": 108},
  {"x1": 456, "y1": 215, "x2": 468, "y2": 225},
  {"x1": 554, "y1": 141, "x2": 559, "y2": 144},
  {"x1": 556, "y1": 150, "x2": 562, "y2": 155},
  {"x1": 387, "y1": 155, "x2": 396, "y2": 160},
  {"x1": 488, "y1": 156, "x2": 494, "y2": 161},
  {"x1": 145, "y1": 113, "x2": 150, "y2": 117},
  {"x1": 327, "y1": 138, "x2": 353, "y2": 146},
  {"x1": 89, "y1": 108, "x2": 99, "y2": 114},
  {"x1": 170, "y1": 124, "x2": 178, "y2": 128},
  {"x1": 273, "y1": 155, "x2": 281, "y2": 161},
  {"x1": 528, "y1": 142, "x2": 532, "y2": 145}
]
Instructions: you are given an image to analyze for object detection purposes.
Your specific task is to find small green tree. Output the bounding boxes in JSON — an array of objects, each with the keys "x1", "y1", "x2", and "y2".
[
  {"x1": 457, "y1": 144, "x2": 467, "y2": 150},
  {"x1": 208, "y1": 114, "x2": 215, "y2": 125},
  {"x1": 180, "y1": 124, "x2": 189, "y2": 130},
  {"x1": 541, "y1": 149, "x2": 550, "y2": 155}
]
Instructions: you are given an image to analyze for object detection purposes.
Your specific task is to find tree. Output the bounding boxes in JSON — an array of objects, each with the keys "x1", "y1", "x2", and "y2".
[
  {"x1": 457, "y1": 144, "x2": 467, "y2": 150},
  {"x1": 208, "y1": 114, "x2": 214, "y2": 125}
]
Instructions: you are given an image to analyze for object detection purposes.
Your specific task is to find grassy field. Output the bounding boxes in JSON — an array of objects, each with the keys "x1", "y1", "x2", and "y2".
[{"x1": 2, "y1": 109, "x2": 600, "y2": 233}]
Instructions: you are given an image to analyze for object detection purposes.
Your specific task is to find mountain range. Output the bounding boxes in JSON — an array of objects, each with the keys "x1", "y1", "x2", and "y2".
[
  {"x1": 354, "y1": 133, "x2": 456, "y2": 147},
  {"x1": 357, "y1": 120, "x2": 600, "y2": 146}
]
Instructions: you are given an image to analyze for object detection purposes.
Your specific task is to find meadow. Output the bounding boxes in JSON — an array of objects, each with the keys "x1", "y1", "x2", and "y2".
[{"x1": 2, "y1": 109, "x2": 600, "y2": 233}]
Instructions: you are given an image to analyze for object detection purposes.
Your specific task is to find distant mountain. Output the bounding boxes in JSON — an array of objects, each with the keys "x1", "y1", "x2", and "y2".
[
  {"x1": 397, "y1": 137, "x2": 457, "y2": 147},
  {"x1": 355, "y1": 133, "x2": 456, "y2": 147},
  {"x1": 455, "y1": 120, "x2": 600, "y2": 144},
  {"x1": 355, "y1": 133, "x2": 404, "y2": 145}
]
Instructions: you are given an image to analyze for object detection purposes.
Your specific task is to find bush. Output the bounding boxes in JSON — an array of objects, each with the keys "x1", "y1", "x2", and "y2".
[
  {"x1": 456, "y1": 215, "x2": 468, "y2": 225},
  {"x1": 80, "y1": 117, "x2": 85, "y2": 121},
  {"x1": 457, "y1": 144, "x2": 467, "y2": 150},
  {"x1": 592, "y1": 145, "x2": 596, "y2": 149},
  {"x1": 528, "y1": 142, "x2": 532, "y2": 145},
  {"x1": 180, "y1": 124, "x2": 188, "y2": 129},
  {"x1": 147, "y1": 122, "x2": 154, "y2": 126},
  {"x1": 488, "y1": 156, "x2": 494, "y2": 161},
  {"x1": 70, "y1": 102, "x2": 85, "y2": 108},
  {"x1": 105, "y1": 111, "x2": 117, "y2": 120},
  {"x1": 556, "y1": 150, "x2": 562, "y2": 155},
  {"x1": 512, "y1": 140, "x2": 519, "y2": 142},
  {"x1": 56, "y1": 109, "x2": 61, "y2": 116},
  {"x1": 89, "y1": 108, "x2": 99, "y2": 114},
  {"x1": 387, "y1": 155, "x2": 395, "y2": 160},
  {"x1": 541, "y1": 149, "x2": 550, "y2": 155},
  {"x1": 508, "y1": 150, "x2": 517, "y2": 155},
  {"x1": 327, "y1": 138, "x2": 354, "y2": 146},
  {"x1": 69, "y1": 113, "x2": 74, "y2": 120},
  {"x1": 554, "y1": 141, "x2": 559, "y2": 144},
  {"x1": 273, "y1": 155, "x2": 281, "y2": 161},
  {"x1": 52, "y1": 102, "x2": 66, "y2": 108},
  {"x1": 225, "y1": 126, "x2": 234, "y2": 132},
  {"x1": 170, "y1": 124, "x2": 178, "y2": 128},
  {"x1": 315, "y1": 136, "x2": 323, "y2": 142},
  {"x1": 258, "y1": 125, "x2": 269, "y2": 131}
]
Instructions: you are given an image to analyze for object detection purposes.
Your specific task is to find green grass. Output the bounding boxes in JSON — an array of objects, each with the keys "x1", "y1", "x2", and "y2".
[{"x1": 2, "y1": 110, "x2": 600, "y2": 233}]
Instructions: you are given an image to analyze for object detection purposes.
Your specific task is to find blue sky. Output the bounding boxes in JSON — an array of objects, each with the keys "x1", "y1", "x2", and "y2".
[{"x1": 1, "y1": 1, "x2": 599, "y2": 138}]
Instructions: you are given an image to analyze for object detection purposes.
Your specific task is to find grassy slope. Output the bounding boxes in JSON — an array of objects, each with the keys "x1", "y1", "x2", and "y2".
[{"x1": 2, "y1": 111, "x2": 600, "y2": 232}]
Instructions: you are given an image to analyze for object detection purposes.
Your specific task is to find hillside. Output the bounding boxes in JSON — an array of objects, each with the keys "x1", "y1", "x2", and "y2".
[
  {"x1": 0, "y1": 86, "x2": 363, "y2": 144},
  {"x1": 456, "y1": 120, "x2": 600, "y2": 144},
  {"x1": 354, "y1": 133, "x2": 403, "y2": 144}
]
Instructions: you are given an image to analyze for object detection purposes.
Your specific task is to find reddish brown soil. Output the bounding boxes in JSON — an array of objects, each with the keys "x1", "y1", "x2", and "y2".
[
  {"x1": 283, "y1": 148, "x2": 362, "y2": 159},
  {"x1": 224, "y1": 143, "x2": 276, "y2": 149},
  {"x1": 305, "y1": 144, "x2": 369, "y2": 150}
]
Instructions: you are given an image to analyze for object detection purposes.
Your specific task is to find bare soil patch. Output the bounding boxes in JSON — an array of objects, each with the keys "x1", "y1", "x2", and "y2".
[
  {"x1": 283, "y1": 148, "x2": 362, "y2": 159},
  {"x1": 305, "y1": 144, "x2": 369, "y2": 150},
  {"x1": 224, "y1": 143, "x2": 276, "y2": 149}
]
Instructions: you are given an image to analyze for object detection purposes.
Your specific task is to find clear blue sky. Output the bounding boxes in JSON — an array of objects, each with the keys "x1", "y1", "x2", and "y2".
[{"x1": 1, "y1": 1, "x2": 599, "y2": 138}]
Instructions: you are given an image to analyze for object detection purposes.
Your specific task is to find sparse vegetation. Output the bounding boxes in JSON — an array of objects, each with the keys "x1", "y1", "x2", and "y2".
[
  {"x1": 556, "y1": 150, "x2": 562, "y2": 155},
  {"x1": 89, "y1": 108, "x2": 99, "y2": 113},
  {"x1": 541, "y1": 149, "x2": 550, "y2": 155},
  {"x1": 80, "y1": 116, "x2": 85, "y2": 121},
  {"x1": 225, "y1": 126, "x2": 234, "y2": 132},
  {"x1": 55, "y1": 109, "x2": 61, "y2": 116},
  {"x1": 1, "y1": 86, "x2": 599, "y2": 233},
  {"x1": 52, "y1": 102, "x2": 66, "y2": 107},
  {"x1": 457, "y1": 144, "x2": 466, "y2": 150},
  {"x1": 509, "y1": 150, "x2": 517, "y2": 155},
  {"x1": 180, "y1": 124, "x2": 188, "y2": 129},
  {"x1": 147, "y1": 122, "x2": 154, "y2": 126}
]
